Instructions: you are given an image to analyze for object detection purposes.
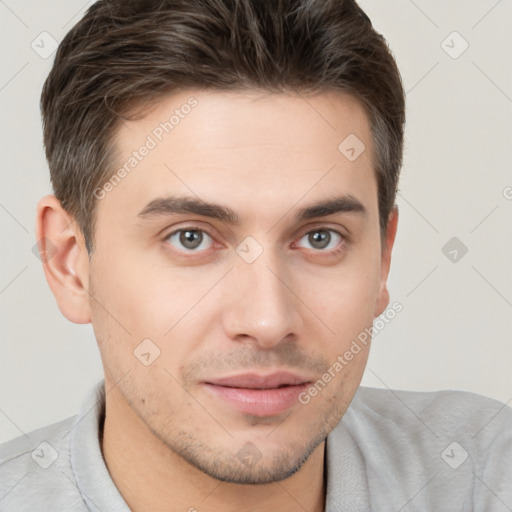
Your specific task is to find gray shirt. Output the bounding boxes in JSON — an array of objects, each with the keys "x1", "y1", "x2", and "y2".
[{"x1": 1, "y1": 379, "x2": 511, "y2": 511}]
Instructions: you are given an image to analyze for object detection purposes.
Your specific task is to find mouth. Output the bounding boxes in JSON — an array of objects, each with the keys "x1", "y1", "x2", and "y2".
[{"x1": 202, "y1": 371, "x2": 312, "y2": 417}]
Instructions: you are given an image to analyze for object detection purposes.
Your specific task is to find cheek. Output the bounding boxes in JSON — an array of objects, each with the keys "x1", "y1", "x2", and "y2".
[
  {"x1": 90, "y1": 243, "x2": 173, "y2": 332},
  {"x1": 302, "y1": 254, "x2": 381, "y2": 338},
  {"x1": 94, "y1": 259, "x2": 226, "y2": 372}
]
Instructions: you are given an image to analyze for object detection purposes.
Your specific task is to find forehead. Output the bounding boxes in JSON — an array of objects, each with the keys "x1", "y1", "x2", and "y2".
[
  {"x1": 115, "y1": 88, "x2": 372, "y2": 157},
  {"x1": 98, "y1": 89, "x2": 378, "y2": 227}
]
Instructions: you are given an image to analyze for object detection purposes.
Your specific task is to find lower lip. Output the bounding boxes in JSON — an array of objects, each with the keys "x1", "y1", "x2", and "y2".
[{"x1": 203, "y1": 383, "x2": 310, "y2": 417}]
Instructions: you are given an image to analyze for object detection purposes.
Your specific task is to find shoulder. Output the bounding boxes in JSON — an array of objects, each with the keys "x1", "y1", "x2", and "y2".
[
  {"x1": 345, "y1": 386, "x2": 512, "y2": 458},
  {"x1": 351, "y1": 385, "x2": 512, "y2": 434},
  {"x1": 329, "y1": 387, "x2": 512, "y2": 510},
  {"x1": 350, "y1": 386, "x2": 512, "y2": 448},
  {"x1": 0, "y1": 415, "x2": 88, "y2": 511},
  {"x1": 0, "y1": 415, "x2": 76, "y2": 465}
]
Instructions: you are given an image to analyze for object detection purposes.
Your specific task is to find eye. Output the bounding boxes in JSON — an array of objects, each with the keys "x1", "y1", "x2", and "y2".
[
  {"x1": 165, "y1": 228, "x2": 214, "y2": 252},
  {"x1": 295, "y1": 228, "x2": 344, "y2": 252}
]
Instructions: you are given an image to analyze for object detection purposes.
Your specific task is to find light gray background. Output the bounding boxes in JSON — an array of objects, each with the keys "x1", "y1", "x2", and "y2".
[{"x1": 1, "y1": 0, "x2": 511, "y2": 443}]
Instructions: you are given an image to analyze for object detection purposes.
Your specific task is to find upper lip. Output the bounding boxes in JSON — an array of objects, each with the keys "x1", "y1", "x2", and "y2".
[{"x1": 204, "y1": 371, "x2": 312, "y2": 389}]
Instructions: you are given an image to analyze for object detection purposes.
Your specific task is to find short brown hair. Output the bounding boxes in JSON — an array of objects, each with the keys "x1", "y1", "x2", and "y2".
[{"x1": 41, "y1": 0, "x2": 405, "y2": 254}]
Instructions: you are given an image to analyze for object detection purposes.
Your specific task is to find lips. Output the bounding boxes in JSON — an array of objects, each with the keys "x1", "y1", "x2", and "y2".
[
  {"x1": 204, "y1": 371, "x2": 311, "y2": 389},
  {"x1": 202, "y1": 371, "x2": 313, "y2": 416}
]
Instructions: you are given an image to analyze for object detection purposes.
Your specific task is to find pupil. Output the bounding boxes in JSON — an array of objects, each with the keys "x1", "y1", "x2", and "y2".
[
  {"x1": 310, "y1": 230, "x2": 330, "y2": 249},
  {"x1": 181, "y1": 230, "x2": 202, "y2": 249}
]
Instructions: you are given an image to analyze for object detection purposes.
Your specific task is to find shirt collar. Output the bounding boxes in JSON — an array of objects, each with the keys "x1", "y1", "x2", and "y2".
[{"x1": 71, "y1": 379, "x2": 131, "y2": 511}]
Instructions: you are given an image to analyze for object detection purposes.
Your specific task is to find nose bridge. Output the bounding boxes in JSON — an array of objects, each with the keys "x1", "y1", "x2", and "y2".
[{"x1": 223, "y1": 247, "x2": 300, "y2": 347}]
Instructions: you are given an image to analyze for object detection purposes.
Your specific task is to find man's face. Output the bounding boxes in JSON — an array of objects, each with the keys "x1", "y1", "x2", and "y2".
[{"x1": 87, "y1": 89, "x2": 393, "y2": 484}]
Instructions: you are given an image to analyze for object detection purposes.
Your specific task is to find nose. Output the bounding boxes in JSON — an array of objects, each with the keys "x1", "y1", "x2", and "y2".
[{"x1": 222, "y1": 251, "x2": 302, "y2": 349}]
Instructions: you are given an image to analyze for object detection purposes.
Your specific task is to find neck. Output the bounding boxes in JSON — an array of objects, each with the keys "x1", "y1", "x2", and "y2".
[{"x1": 101, "y1": 388, "x2": 326, "y2": 512}]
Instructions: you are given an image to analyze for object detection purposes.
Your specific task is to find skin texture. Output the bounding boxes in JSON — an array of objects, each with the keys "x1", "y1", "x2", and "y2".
[{"x1": 36, "y1": 89, "x2": 398, "y2": 512}]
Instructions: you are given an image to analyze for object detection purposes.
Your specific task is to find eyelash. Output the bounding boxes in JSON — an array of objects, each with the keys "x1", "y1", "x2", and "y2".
[{"x1": 163, "y1": 225, "x2": 348, "y2": 256}]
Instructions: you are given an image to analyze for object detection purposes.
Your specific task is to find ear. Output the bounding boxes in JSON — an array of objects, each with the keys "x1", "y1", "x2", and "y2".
[
  {"x1": 374, "y1": 205, "x2": 399, "y2": 317},
  {"x1": 35, "y1": 195, "x2": 92, "y2": 324}
]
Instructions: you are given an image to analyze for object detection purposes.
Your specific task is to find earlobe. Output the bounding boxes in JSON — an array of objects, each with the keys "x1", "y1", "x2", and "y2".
[
  {"x1": 35, "y1": 195, "x2": 92, "y2": 324},
  {"x1": 374, "y1": 205, "x2": 399, "y2": 318}
]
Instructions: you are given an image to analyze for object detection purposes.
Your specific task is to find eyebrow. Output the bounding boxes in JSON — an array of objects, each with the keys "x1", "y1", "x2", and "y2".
[{"x1": 137, "y1": 194, "x2": 367, "y2": 224}]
